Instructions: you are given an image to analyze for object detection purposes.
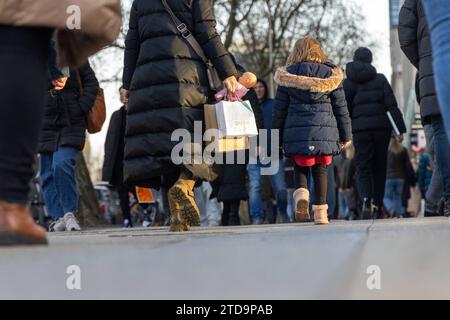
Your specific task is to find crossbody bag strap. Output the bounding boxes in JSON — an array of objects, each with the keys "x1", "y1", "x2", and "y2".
[{"x1": 160, "y1": 0, "x2": 212, "y2": 67}]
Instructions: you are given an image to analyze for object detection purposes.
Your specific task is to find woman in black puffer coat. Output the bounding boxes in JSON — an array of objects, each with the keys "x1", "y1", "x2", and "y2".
[
  {"x1": 122, "y1": 0, "x2": 239, "y2": 232},
  {"x1": 122, "y1": 0, "x2": 238, "y2": 188},
  {"x1": 273, "y1": 36, "x2": 352, "y2": 225},
  {"x1": 343, "y1": 47, "x2": 406, "y2": 219},
  {"x1": 38, "y1": 61, "x2": 99, "y2": 231}
]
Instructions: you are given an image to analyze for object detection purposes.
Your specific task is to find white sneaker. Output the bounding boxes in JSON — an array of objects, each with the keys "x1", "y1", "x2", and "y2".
[
  {"x1": 64, "y1": 212, "x2": 81, "y2": 231},
  {"x1": 49, "y1": 218, "x2": 66, "y2": 232}
]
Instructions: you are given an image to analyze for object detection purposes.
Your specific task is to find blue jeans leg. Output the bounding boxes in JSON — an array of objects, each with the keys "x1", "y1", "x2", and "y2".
[
  {"x1": 422, "y1": 1, "x2": 450, "y2": 140},
  {"x1": 269, "y1": 160, "x2": 287, "y2": 217},
  {"x1": 338, "y1": 191, "x2": 349, "y2": 220},
  {"x1": 394, "y1": 179, "x2": 405, "y2": 217},
  {"x1": 40, "y1": 153, "x2": 64, "y2": 218},
  {"x1": 432, "y1": 117, "x2": 450, "y2": 201},
  {"x1": 52, "y1": 147, "x2": 79, "y2": 214},
  {"x1": 248, "y1": 163, "x2": 263, "y2": 220},
  {"x1": 384, "y1": 179, "x2": 405, "y2": 218}
]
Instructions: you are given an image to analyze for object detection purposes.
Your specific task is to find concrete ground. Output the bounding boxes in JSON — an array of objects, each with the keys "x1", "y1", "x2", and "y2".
[{"x1": 1, "y1": 217, "x2": 450, "y2": 299}]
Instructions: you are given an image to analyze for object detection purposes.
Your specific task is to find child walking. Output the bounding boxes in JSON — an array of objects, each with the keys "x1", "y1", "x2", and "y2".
[{"x1": 272, "y1": 36, "x2": 352, "y2": 225}]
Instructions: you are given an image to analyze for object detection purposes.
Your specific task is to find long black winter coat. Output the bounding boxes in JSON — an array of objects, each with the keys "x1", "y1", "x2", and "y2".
[
  {"x1": 38, "y1": 62, "x2": 99, "y2": 153},
  {"x1": 343, "y1": 61, "x2": 407, "y2": 134},
  {"x1": 103, "y1": 106, "x2": 127, "y2": 186},
  {"x1": 123, "y1": 0, "x2": 238, "y2": 187},
  {"x1": 272, "y1": 62, "x2": 352, "y2": 157},
  {"x1": 398, "y1": 0, "x2": 440, "y2": 119}
]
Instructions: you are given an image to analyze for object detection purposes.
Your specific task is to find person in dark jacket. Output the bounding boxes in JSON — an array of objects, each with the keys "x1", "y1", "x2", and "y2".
[
  {"x1": 103, "y1": 87, "x2": 132, "y2": 228},
  {"x1": 248, "y1": 79, "x2": 289, "y2": 225},
  {"x1": 38, "y1": 61, "x2": 99, "y2": 232},
  {"x1": 384, "y1": 137, "x2": 415, "y2": 218},
  {"x1": 398, "y1": 0, "x2": 450, "y2": 217},
  {"x1": 122, "y1": 0, "x2": 239, "y2": 232},
  {"x1": 343, "y1": 47, "x2": 407, "y2": 219},
  {"x1": 215, "y1": 60, "x2": 264, "y2": 226},
  {"x1": 273, "y1": 36, "x2": 352, "y2": 225}
]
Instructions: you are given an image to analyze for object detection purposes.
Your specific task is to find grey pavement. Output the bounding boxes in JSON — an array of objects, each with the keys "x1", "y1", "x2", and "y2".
[{"x1": 1, "y1": 217, "x2": 450, "y2": 299}]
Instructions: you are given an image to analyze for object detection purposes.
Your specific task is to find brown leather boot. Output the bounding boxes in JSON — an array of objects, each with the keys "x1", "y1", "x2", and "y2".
[
  {"x1": 0, "y1": 201, "x2": 48, "y2": 245},
  {"x1": 312, "y1": 204, "x2": 329, "y2": 225},
  {"x1": 293, "y1": 188, "x2": 310, "y2": 222},
  {"x1": 168, "y1": 173, "x2": 200, "y2": 232}
]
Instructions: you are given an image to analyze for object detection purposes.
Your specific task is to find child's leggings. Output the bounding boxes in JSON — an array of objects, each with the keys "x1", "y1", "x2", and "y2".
[{"x1": 294, "y1": 164, "x2": 328, "y2": 205}]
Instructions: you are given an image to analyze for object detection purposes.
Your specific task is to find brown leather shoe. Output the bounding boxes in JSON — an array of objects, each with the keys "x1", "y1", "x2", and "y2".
[{"x1": 0, "y1": 201, "x2": 48, "y2": 245}]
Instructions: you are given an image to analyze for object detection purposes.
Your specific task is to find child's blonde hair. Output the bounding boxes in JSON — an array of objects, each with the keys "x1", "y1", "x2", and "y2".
[{"x1": 286, "y1": 36, "x2": 326, "y2": 67}]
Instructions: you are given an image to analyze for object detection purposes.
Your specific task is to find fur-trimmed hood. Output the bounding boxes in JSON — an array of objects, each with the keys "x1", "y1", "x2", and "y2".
[{"x1": 274, "y1": 65, "x2": 344, "y2": 93}]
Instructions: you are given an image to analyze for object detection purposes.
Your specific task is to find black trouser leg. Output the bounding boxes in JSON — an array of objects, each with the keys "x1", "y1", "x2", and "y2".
[
  {"x1": 117, "y1": 185, "x2": 131, "y2": 221},
  {"x1": 294, "y1": 164, "x2": 328, "y2": 205},
  {"x1": 222, "y1": 201, "x2": 230, "y2": 226},
  {"x1": 294, "y1": 166, "x2": 309, "y2": 189},
  {"x1": 0, "y1": 26, "x2": 52, "y2": 204},
  {"x1": 312, "y1": 164, "x2": 328, "y2": 205},
  {"x1": 227, "y1": 200, "x2": 241, "y2": 226},
  {"x1": 372, "y1": 131, "x2": 391, "y2": 207},
  {"x1": 354, "y1": 131, "x2": 375, "y2": 203}
]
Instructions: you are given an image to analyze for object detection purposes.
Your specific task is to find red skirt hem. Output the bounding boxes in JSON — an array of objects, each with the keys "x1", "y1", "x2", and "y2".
[{"x1": 292, "y1": 155, "x2": 333, "y2": 167}]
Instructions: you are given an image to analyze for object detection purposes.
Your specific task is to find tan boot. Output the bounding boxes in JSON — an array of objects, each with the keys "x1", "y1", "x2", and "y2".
[
  {"x1": 168, "y1": 173, "x2": 200, "y2": 232},
  {"x1": 0, "y1": 201, "x2": 48, "y2": 245},
  {"x1": 293, "y1": 188, "x2": 310, "y2": 222},
  {"x1": 312, "y1": 204, "x2": 329, "y2": 225}
]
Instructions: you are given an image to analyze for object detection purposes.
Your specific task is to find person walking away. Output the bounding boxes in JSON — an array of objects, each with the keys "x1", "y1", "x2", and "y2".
[
  {"x1": 216, "y1": 63, "x2": 262, "y2": 226},
  {"x1": 0, "y1": 0, "x2": 121, "y2": 245},
  {"x1": 39, "y1": 61, "x2": 99, "y2": 232},
  {"x1": 343, "y1": 47, "x2": 407, "y2": 220},
  {"x1": 384, "y1": 137, "x2": 413, "y2": 218},
  {"x1": 103, "y1": 87, "x2": 133, "y2": 228},
  {"x1": 122, "y1": 0, "x2": 239, "y2": 232},
  {"x1": 248, "y1": 80, "x2": 289, "y2": 224},
  {"x1": 398, "y1": 0, "x2": 450, "y2": 217},
  {"x1": 273, "y1": 36, "x2": 352, "y2": 225}
]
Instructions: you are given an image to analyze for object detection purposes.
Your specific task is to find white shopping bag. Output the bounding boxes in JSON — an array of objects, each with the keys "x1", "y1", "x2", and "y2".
[{"x1": 215, "y1": 100, "x2": 258, "y2": 137}]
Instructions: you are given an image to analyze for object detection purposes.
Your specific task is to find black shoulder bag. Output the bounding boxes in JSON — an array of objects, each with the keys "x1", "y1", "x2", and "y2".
[{"x1": 161, "y1": 0, "x2": 223, "y2": 92}]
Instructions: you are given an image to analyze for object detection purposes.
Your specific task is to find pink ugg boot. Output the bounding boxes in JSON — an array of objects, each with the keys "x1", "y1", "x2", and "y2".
[
  {"x1": 312, "y1": 204, "x2": 329, "y2": 225},
  {"x1": 293, "y1": 188, "x2": 310, "y2": 222}
]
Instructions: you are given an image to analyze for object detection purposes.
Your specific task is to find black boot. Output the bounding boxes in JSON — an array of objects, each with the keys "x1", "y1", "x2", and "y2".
[
  {"x1": 444, "y1": 199, "x2": 450, "y2": 217},
  {"x1": 361, "y1": 198, "x2": 373, "y2": 220},
  {"x1": 372, "y1": 205, "x2": 383, "y2": 219}
]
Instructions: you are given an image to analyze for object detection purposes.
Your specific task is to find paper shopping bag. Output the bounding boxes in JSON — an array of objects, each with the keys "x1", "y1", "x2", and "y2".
[
  {"x1": 204, "y1": 104, "x2": 249, "y2": 152},
  {"x1": 215, "y1": 100, "x2": 258, "y2": 137}
]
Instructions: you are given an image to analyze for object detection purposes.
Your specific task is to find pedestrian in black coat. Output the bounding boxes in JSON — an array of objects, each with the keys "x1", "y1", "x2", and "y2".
[
  {"x1": 122, "y1": 0, "x2": 239, "y2": 232},
  {"x1": 216, "y1": 86, "x2": 261, "y2": 226},
  {"x1": 398, "y1": 0, "x2": 450, "y2": 217},
  {"x1": 343, "y1": 47, "x2": 406, "y2": 219},
  {"x1": 122, "y1": 0, "x2": 239, "y2": 188},
  {"x1": 38, "y1": 61, "x2": 99, "y2": 231},
  {"x1": 103, "y1": 88, "x2": 132, "y2": 228},
  {"x1": 398, "y1": 0, "x2": 440, "y2": 120}
]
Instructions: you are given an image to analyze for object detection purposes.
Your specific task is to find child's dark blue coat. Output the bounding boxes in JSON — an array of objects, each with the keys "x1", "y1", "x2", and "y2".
[{"x1": 272, "y1": 62, "x2": 352, "y2": 157}]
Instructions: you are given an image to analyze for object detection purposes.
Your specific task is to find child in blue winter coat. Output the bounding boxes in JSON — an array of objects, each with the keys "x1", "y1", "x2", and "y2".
[{"x1": 272, "y1": 36, "x2": 352, "y2": 225}]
